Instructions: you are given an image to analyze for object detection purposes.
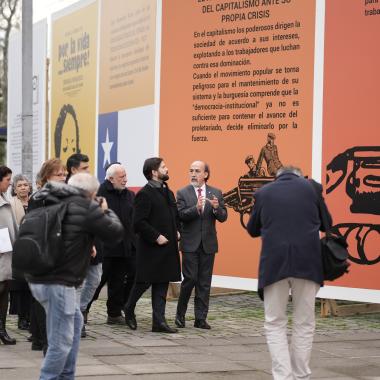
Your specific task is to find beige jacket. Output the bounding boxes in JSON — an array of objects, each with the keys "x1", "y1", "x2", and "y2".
[{"x1": 0, "y1": 193, "x2": 18, "y2": 281}]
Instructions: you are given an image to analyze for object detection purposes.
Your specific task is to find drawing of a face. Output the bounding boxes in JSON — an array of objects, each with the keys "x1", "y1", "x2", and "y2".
[{"x1": 54, "y1": 104, "x2": 80, "y2": 162}]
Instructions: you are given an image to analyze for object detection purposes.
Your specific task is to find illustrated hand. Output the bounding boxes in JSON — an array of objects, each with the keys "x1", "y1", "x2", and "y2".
[{"x1": 156, "y1": 234, "x2": 169, "y2": 245}]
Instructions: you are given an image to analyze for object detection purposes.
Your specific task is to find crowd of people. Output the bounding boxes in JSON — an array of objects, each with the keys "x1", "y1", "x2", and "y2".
[{"x1": 0, "y1": 153, "x2": 331, "y2": 380}]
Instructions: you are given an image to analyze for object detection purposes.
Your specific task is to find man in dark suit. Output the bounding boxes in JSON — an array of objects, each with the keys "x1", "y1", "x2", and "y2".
[
  {"x1": 97, "y1": 163, "x2": 136, "y2": 325},
  {"x1": 175, "y1": 161, "x2": 227, "y2": 330},
  {"x1": 124, "y1": 157, "x2": 181, "y2": 333},
  {"x1": 247, "y1": 166, "x2": 332, "y2": 380}
]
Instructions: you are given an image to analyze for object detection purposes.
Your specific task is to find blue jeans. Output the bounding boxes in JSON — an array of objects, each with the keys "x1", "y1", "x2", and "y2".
[
  {"x1": 29, "y1": 283, "x2": 83, "y2": 380},
  {"x1": 76, "y1": 264, "x2": 102, "y2": 311}
]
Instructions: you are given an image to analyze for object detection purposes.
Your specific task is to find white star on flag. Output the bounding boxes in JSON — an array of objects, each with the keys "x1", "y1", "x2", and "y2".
[{"x1": 101, "y1": 128, "x2": 114, "y2": 167}]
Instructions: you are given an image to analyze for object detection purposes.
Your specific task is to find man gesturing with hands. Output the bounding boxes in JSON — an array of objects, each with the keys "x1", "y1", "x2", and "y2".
[{"x1": 175, "y1": 161, "x2": 227, "y2": 330}]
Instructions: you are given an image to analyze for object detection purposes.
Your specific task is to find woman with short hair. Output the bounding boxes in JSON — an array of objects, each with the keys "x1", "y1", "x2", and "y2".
[{"x1": 9, "y1": 174, "x2": 32, "y2": 331}]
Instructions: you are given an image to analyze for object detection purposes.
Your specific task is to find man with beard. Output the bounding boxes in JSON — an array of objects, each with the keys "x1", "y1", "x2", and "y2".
[{"x1": 124, "y1": 157, "x2": 181, "y2": 333}]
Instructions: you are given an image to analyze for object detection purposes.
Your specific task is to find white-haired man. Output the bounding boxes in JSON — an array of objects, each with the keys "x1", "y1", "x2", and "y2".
[
  {"x1": 28, "y1": 173, "x2": 123, "y2": 380},
  {"x1": 95, "y1": 163, "x2": 136, "y2": 324},
  {"x1": 247, "y1": 166, "x2": 332, "y2": 380}
]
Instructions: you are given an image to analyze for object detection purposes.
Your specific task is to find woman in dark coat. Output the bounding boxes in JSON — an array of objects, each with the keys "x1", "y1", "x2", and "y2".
[
  {"x1": 124, "y1": 157, "x2": 180, "y2": 333},
  {"x1": 9, "y1": 174, "x2": 32, "y2": 331}
]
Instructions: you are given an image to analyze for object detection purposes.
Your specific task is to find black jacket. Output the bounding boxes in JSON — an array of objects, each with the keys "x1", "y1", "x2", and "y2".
[
  {"x1": 97, "y1": 180, "x2": 136, "y2": 258},
  {"x1": 247, "y1": 172, "x2": 332, "y2": 298},
  {"x1": 27, "y1": 182, "x2": 124, "y2": 287},
  {"x1": 134, "y1": 184, "x2": 181, "y2": 283}
]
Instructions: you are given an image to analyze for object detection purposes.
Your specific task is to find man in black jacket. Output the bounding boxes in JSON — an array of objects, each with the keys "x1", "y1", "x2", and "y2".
[
  {"x1": 247, "y1": 166, "x2": 332, "y2": 380},
  {"x1": 97, "y1": 163, "x2": 136, "y2": 324},
  {"x1": 65, "y1": 153, "x2": 97, "y2": 337},
  {"x1": 28, "y1": 173, "x2": 123, "y2": 380},
  {"x1": 124, "y1": 157, "x2": 181, "y2": 333}
]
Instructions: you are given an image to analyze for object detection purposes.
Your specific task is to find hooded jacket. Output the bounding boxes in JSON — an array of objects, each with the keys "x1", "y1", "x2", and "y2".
[{"x1": 26, "y1": 182, "x2": 123, "y2": 287}]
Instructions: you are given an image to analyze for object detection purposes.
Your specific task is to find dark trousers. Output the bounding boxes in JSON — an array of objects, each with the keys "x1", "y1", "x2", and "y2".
[
  {"x1": 125, "y1": 282, "x2": 169, "y2": 326},
  {"x1": 30, "y1": 296, "x2": 47, "y2": 347},
  {"x1": 9, "y1": 286, "x2": 32, "y2": 320},
  {"x1": 176, "y1": 245, "x2": 215, "y2": 320},
  {"x1": 0, "y1": 280, "x2": 10, "y2": 323},
  {"x1": 103, "y1": 256, "x2": 136, "y2": 317}
]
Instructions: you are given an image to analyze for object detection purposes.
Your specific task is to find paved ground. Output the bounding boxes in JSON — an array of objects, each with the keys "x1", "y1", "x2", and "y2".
[{"x1": 1, "y1": 292, "x2": 380, "y2": 379}]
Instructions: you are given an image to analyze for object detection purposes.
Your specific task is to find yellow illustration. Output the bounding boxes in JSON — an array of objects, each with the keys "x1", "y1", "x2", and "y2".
[{"x1": 50, "y1": 1, "x2": 98, "y2": 171}]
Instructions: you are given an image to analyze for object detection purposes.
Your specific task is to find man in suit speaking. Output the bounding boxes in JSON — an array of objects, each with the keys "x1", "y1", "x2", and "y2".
[{"x1": 175, "y1": 161, "x2": 227, "y2": 329}]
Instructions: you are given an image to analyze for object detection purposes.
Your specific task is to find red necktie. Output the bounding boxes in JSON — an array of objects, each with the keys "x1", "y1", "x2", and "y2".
[{"x1": 197, "y1": 188, "x2": 203, "y2": 213}]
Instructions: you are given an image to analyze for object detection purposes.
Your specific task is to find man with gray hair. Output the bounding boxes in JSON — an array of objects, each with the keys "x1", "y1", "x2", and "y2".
[
  {"x1": 68, "y1": 172, "x2": 99, "y2": 196},
  {"x1": 247, "y1": 165, "x2": 332, "y2": 380},
  {"x1": 95, "y1": 163, "x2": 136, "y2": 324},
  {"x1": 27, "y1": 174, "x2": 123, "y2": 380}
]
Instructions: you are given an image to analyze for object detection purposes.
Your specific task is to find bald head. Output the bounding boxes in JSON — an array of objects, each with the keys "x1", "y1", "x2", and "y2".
[{"x1": 189, "y1": 161, "x2": 210, "y2": 187}]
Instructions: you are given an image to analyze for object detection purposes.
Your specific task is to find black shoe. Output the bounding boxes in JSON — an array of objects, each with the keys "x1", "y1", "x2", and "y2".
[
  {"x1": 175, "y1": 314, "x2": 185, "y2": 328},
  {"x1": 31, "y1": 341, "x2": 43, "y2": 351},
  {"x1": 18, "y1": 318, "x2": 30, "y2": 331},
  {"x1": 194, "y1": 319, "x2": 211, "y2": 329},
  {"x1": 81, "y1": 325, "x2": 87, "y2": 338},
  {"x1": 152, "y1": 322, "x2": 178, "y2": 333},
  {"x1": 106, "y1": 315, "x2": 125, "y2": 325},
  {"x1": 0, "y1": 319, "x2": 16, "y2": 345},
  {"x1": 27, "y1": 335, "x2": 33, "y2": 342},
  {"x1": 125, "y1": 314, "x2": 137, "y2": 330}
]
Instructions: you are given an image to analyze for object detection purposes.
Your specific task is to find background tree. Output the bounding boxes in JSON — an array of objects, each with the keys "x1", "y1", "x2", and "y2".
[{"x1": 0, "y1": 0, "x2": 20, "y2": 164}]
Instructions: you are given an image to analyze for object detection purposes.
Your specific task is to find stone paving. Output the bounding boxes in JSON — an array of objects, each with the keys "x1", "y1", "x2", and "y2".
[{"x1": 1, "y1": 292, "x2": 380, "y2": 379}]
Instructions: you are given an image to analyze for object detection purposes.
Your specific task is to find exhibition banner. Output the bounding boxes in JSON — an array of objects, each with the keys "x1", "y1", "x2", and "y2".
[
  {"x1": 322, "y1": 0, "x2": 380, "y2": 299},
  {"x1": 160, "y1": 0, "x2": 317, "y2": 281},
  {"x1": 7, "y1": 20, "x2": 47, "y2": 184},
  {"x1": 50, "y1": 0, "x2": 98, "y2": 170},
  {"x1": 98, "y1": 0, "x2": 156, "y2": 114},
  {"x1": 39, "y1": 0, "x2": 380, "y2": 302},
  {"x1": 97, "y1": 0, "x2": 157, "y2": 186}
]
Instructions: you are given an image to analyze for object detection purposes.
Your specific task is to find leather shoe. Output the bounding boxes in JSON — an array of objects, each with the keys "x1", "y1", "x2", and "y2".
[
  {"x1": 175, "y1": 314, "x2": 185, "y2": 328},
  {"x1": 106, "y1": 315, "x2": 125, "y2": 325},
  {"x1": 194, "y1": 319, "x2": 211, "y2": 329},
  {"x1": 125, "y1": 314, "x2": 137, "y2": 330},
  {"x1": 152, "y1": 322, "x2": 178, "y2": 333}
]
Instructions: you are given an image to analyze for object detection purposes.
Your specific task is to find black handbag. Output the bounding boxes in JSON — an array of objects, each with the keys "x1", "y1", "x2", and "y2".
[
  {"x1": 320, "y1": 233, "x2": 350, "y2": 281},
  {"x1": 309, "y1": 180, "x2": 350, "y2": 281}
]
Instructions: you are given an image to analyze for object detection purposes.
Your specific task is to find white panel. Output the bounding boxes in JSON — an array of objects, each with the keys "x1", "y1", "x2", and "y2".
[
  {"x1": 7, "y1": 20, "x2": 47, "y2": 185},
  {"x1": 212, "y1": 275, "x2": 380, "y2": 304},
  {"x1": 118, "y1": 104, "x2": 155, "y2": 187},
  {"x1": 311, "y1": 0, "x2": 326, "y2": 182},
  {"x1": 154, "y1": 0, "x2": 162, "y2": 156}
]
